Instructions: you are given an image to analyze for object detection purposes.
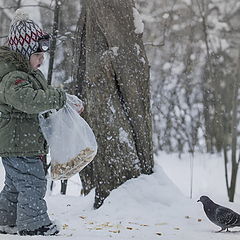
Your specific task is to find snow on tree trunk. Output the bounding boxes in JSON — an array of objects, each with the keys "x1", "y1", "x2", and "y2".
[{"x1": 72, "y1": 0, "x2": 153, "y2": 208}]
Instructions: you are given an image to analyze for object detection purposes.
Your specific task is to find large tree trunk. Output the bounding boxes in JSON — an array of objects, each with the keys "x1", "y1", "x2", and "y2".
[{"x1": 72, "y1": 0, "x2": 153, "y2": 208}]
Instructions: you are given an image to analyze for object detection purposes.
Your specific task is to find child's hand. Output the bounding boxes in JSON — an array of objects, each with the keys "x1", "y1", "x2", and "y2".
[
  {"x1": 74, "y1": 104, "x2": 84, "y2": 114},
  {"x1": 66, "y1": 93, "x2": 84, "y2": 114}
]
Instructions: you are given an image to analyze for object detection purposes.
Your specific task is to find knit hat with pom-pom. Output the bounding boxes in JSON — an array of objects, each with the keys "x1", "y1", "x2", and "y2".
[{"x1": 8, "y1": 9, "x2": 45, "y2": 59}]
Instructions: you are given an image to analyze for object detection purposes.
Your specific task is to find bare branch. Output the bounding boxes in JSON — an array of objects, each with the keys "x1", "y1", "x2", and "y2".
[
  {"x1": 0, "y1": 4, "x2": 54, "y2": 11},
  {"x1": 144, "y1": 42, "x2": 165, "y2": 47}
]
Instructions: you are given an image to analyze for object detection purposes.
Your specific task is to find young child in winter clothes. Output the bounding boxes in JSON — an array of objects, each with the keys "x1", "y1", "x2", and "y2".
[{"x1": 0, "y1": 9, "x2": 70, "y2": 236}]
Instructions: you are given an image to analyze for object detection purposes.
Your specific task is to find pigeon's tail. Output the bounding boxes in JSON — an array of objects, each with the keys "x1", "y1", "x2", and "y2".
[
  {"x1": 231, "y1": 214, "x2": 240, "y2": 227},
  {"x1": 236, "y1": 217, "x2": 240, "y2": 227}
]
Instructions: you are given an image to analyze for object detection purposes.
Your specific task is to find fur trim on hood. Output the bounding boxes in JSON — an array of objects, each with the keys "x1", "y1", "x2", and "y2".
[{"x1": 0, "y1": 46, "x2": 31, "y2": 79}]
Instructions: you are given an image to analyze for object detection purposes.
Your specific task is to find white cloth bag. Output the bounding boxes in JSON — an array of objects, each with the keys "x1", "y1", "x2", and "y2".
[{"x1": 39, "y1": 94, "x2": 97, "y2": 180}]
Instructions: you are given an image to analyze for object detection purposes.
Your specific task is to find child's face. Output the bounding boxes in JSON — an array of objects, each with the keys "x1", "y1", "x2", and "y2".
[{"x1": 29, "y1": 52, "x2": 44, "y2": 69}]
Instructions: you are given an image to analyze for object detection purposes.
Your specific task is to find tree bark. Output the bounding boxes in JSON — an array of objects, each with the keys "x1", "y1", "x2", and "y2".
[
  {"x1": 47, "y1": 0, "x2": 61, "y2": 84},
  {"x1": 223, "y1": 47, "x2": 240, "y2": 202},
  {"x1": 228, "y1": 48, "x2": 240, "y2": 202},
  {"x1": 72, "y1": 0, "x2": 153, "y2": 208}
]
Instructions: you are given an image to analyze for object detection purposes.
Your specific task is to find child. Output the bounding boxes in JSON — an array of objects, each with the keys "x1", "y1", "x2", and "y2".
[{"x1": 0, "y1": 9, "x2": 70, "y2": 236}]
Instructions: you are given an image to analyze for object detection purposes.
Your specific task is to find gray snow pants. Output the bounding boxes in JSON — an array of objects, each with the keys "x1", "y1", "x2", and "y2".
[{"x1": 0, "y1": 156, "x2": 51, "y2": 231}]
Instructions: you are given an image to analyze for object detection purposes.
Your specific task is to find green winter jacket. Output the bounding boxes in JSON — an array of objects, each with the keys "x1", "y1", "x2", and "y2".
[{"x1": 0, "y1": 46, "x2": 66, "y2": 157}]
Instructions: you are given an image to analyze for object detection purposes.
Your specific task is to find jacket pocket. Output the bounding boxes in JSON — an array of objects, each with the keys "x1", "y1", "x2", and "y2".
[{"x1": 17, "y1": 117, "x2": 44, "y2": 151}]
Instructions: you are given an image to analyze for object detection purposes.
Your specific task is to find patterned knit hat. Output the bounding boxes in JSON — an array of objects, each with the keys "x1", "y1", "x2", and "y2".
[{"x1": 8, "y1": 9, "x2": 46, "y2": 59}]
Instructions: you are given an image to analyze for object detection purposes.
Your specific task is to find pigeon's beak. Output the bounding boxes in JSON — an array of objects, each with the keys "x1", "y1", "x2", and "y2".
[{"x1": 197, "y1": 199, "x2": 200, "y2": 202}]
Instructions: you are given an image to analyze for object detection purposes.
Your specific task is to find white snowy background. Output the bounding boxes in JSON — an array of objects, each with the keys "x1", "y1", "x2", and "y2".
[{"x1": 1, "y1": 152, "x2": 240, "y2": 240}]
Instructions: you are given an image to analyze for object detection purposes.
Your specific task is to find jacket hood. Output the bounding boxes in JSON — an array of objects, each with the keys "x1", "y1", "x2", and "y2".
[{"x1": 0, "y1": 46, "x2": 31, "y2": 80}]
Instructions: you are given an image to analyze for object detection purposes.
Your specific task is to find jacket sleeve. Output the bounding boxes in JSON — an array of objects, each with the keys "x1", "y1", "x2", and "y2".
[{"x1": 1, "y1": 70, "x2": 66, "y2": 114}]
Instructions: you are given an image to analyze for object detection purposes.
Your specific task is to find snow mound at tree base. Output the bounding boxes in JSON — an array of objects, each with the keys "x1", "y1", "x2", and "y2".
[
  {"x1": 45, "y1": 163, "x2": 203, "y2": 240},
  {"x1": 97, "y1": 164, "x2": 186, "y2": 218}
]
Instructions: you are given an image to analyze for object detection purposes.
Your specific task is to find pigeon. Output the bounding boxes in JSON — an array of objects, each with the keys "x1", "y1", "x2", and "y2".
[{"x1": 198, "y1": 195, "x2": 240, "y2": 232}]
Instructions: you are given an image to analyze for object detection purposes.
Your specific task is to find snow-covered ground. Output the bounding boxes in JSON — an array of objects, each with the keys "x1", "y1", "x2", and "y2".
[{"x1": 1, "y1": 152, "x2": 240, "y2": 240}]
